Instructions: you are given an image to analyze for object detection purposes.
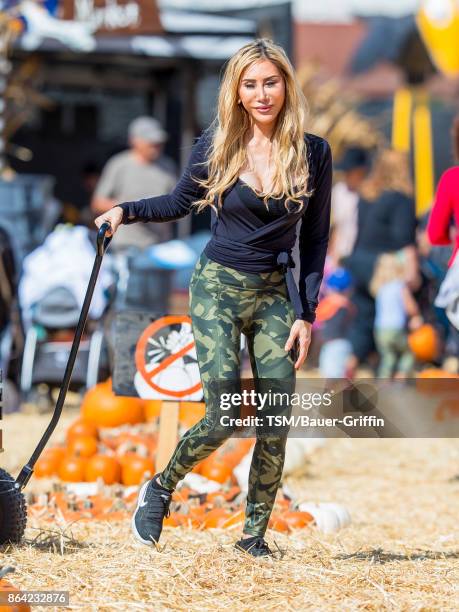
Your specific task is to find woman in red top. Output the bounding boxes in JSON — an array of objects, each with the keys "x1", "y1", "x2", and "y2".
[{"x1": 427, "y1": 116, "x2": 459, "y2": 266}]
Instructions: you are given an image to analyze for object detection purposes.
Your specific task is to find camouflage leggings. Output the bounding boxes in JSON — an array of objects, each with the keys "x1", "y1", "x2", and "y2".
[{"x1": 160, "y1": 252, "x2": 296, "y2": 536}]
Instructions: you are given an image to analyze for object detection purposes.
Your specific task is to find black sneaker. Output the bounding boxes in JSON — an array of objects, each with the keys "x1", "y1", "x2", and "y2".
[
  {"x1": 131, "y1": 473, "x2": 173, "y2": 546},
  {"x1": 234, "y1": 536, "x2": 273, "y2": 557}
]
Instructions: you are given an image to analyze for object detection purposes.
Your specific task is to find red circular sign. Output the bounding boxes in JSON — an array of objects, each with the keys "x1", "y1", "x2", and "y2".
[{"x1": 135, "y1": 315, "x2": 202, "y2": 398}]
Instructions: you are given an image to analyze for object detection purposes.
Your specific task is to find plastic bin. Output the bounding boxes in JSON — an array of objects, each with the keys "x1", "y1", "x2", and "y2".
[{"x1": 116, "y1": 252, "x2": 174, "y2": 313}]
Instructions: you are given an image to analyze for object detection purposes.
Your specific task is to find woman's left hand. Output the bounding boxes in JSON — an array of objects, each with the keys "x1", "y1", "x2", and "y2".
[{"x1": 285, "y1": 320, "x2": 312, "y2": 370}]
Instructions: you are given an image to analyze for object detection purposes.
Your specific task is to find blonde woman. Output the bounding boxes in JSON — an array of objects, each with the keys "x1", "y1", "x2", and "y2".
[{"x1": 95, "y1": 39, "x2": 332, "y2": 558}]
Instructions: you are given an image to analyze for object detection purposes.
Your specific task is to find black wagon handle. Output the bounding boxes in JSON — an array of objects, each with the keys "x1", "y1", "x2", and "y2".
[
  {"x1": 14, "y1": 222, "x2": 113, "y2": 491},
  {"x1": 97, "y1": 222, "x2": 112, "y2": 256}
]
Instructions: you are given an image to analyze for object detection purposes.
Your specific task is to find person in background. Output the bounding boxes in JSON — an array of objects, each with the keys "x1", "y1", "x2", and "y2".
[
  {"x1": 369, "y1": 250, "x2": 422, "y2": 379},
  {"x1": 91, "y1": 116, "x2": 177, "y2": 251},
  {"x1": 417, "y1": 213, "x2": 452, "y2": 324},
  {"x1": 328, "y1": 147, "x2": 371, "y2": 266},
  {"x1": 342, "y1": 149, "x2": 419, "y2": 376},
  {"x1": 317, "y1": 268, "x2": 355, "y2": 378},
  {"x1": 426, "y1": 115, "x2": 459, "y2": 362},
  {"x1": 76, "y1": 162, "x2": 102, "y2": 228},
  {"x1": 427, "y1": 114, "x2": 459, "y2": 267}
]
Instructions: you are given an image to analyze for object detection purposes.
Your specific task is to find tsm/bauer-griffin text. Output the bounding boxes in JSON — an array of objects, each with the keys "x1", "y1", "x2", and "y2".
[{"x1": 219, "y1": 415, "x2": 384, "y2": 428}]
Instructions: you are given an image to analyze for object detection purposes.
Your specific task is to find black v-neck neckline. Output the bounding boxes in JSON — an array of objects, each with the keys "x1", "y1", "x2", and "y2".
[
  {"x1": 231, "y1": 178, "x2": 298, "y2": 235},
  {"x1": 230, "y1": 179, "x2": 279, "y2": 230},
  {"x1": 237, "y1": 177, "x2": 267, "y2": 199}
]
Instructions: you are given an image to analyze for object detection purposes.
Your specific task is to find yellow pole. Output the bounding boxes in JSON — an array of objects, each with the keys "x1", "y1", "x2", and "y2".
[
  {"x1": 392, "y1": 87, "x2": 412, "y2": 152},
  {"x1": 413, "y1": 89, "x2": 435, "y2": 217}
]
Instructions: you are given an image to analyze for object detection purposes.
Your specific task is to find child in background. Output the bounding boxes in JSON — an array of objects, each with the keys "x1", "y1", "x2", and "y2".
[
  {"x1": 369, "y1": 251, "x2": 422, "y2": 378},
  {"x1": 317, "y1": 268, "x2": 355, "y2": 378}
]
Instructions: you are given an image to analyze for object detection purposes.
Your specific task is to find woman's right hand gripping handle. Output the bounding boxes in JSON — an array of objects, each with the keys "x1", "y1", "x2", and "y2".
[{"x1": 94, "y1": 206, "x2": 124, "y2": 237}]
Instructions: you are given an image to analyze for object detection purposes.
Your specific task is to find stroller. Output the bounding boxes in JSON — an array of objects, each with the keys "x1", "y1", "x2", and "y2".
[
  {"x1": 0, "y1": 173, "x2": 67, "y2": 407},
  {"x1": 19, "y1": 286, "x2": 110, "y2": 408}
]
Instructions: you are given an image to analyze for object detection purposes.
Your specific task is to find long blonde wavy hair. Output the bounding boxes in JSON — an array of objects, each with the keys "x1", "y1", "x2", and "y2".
[{"x1": 192, "y1": 38, "x2": 312, "y2": 213}]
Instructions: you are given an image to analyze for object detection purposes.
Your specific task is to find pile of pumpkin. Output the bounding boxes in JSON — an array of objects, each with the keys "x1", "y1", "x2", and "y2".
[
  {"x1": 33, "y1": 379, "x2": 206, "y2": 486},
  {"x1": 162, "y1": 486, "x2": 314, "y2": 532},
  {"x1": 29, "y1": 379, "x2": 314, "y2": 532},
  {"x1": 28, "y1": 481, "x2": 314, "y2": 532}
]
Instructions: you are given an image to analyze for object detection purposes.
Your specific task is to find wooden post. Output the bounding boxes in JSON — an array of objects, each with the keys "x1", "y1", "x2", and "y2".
[{"x1": 155, "y1": 401, "x2": 179, "y2": 472}]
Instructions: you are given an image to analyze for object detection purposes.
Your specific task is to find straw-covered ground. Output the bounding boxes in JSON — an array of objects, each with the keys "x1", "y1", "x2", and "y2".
[{"x1": 2, "y1": 408, "x2": 459, "y2": 611}]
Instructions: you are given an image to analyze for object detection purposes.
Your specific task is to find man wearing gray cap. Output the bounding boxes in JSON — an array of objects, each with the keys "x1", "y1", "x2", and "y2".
[{"x1": 91, "y1": 116, "x2": 176, "y2": 250}]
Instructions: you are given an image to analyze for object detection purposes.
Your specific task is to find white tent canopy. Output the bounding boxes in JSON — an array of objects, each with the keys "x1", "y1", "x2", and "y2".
[
  {"x1": 160, "y1": 0, "x2": 421, "y2": 22},
  {"x1": 160, "y1": 9, "x2": 255, "y2": 32}
]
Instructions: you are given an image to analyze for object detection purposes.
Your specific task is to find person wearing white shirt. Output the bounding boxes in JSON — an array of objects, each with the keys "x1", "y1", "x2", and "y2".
[{"x1": 329, "y1": 147, "x2": 371, "y2": 264}]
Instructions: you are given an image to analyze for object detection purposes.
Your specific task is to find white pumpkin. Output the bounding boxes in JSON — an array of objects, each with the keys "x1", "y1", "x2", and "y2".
[
  {"x1": 282, "y1": 439, "x2": 306, "y2": 475},
  {"x1": 282, "y1": 438, "x2": 326, "y2": 476},
  {"x1": 319, "y1": 502, "x2": 352, "y2": 529},
  {"x1": 298, "y1": 502, "x2": 351, "y2": 533}
]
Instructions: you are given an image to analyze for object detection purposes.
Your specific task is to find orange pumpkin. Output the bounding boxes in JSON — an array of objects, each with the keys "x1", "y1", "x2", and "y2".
[
  {"x1": 268, "y1": 514, "x2": 290, "y2": 532},
  {"x1": 44, "y1": 446, "x2": 67, "y2": 462},
  {"x1": 191, "y1": 462, "x2": 202, "y2": 475},
  {"x1": 408, "y1": 324, "x2": 440, "y2": 362},
  {"x1": 0, "y1": 580, "x2": 31, "y2": 612},
  {"x1": 85, "y1": 455, "x2": 121, "y2": 485},
  {"x1": 121, "y1": 455, "x2": 155, "y2": 486},
  {"x1": 34, "y1": 447, "x2": 66, "y2": 477},
  {"x1": 81, "y1": 379, "x2": 146, "y2": 428},
  {"x1": 0, "y1": 567, "x2": 31, "y2": 612},
  {"x1": 164, "y1": 512, "x2": 186, "y2": 527},
  {"x1": 199, "y1": 456, "x2": 233, "y2": 484},
  {"x1": 144, "y1": 400, "x2": 163, "y2": 421},
  {"x1": 283, "y1": 511, "x2": 314, "y2": 529},
  {"x1": 200, "y1": 439, "x2": 253, "y2": 475},
  {"x1": 228, "y1": 450, "x2": 252, "y2": 470},
  {"x1": 67, "y1": 435, "x2": 98, "y2": 458},
  {"x1": 66, "y1": 419, "x2": 99, "y2": 443},
  {"x1": 221, "y1": 509, "x2": 245, "y2": 529},
  {"x1": 58, "y1": 456, "x2": 88, "y2": 482},
  {"x1": 202, "y1": 508, "x2": 230, "y2": 528},
  {"x1": 187, "y1": 506, "x2": 209, "y2": 528},
  {"x1": 229, "y1": 439, "x2": 254, "y2": 463},
  {"x1": 34, "y1": 456, "x2": 59, "y2": 478},
  {"x1": 178, "y1": 402, "x2": 205, "y2": 428},
  {"x1": 181, "y1": 515, "x2": 204, "y2": 529}
]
